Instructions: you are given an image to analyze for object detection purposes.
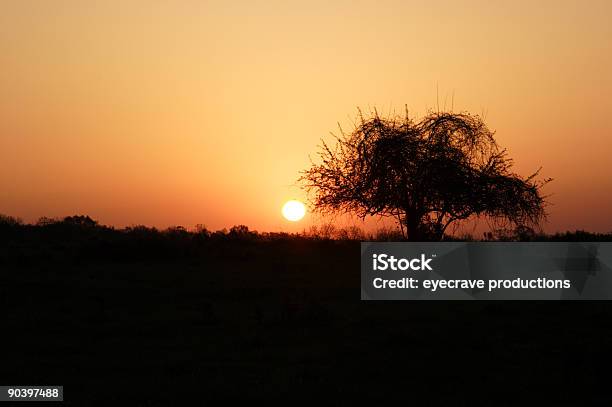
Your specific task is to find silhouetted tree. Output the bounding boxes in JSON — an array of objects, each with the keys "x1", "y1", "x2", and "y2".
[
  {"x1": 301, "y1": 109, "x2": 551, "y2": 240},
  {"x1": 0, "y1": 214, "x2": 22, "y2": 226},
  {"x1": 63, "y1": 215, "x2": 98, "y2": 228},
  {"x1": 229, "y1": 225, "x2": 257, "y2": 239}
]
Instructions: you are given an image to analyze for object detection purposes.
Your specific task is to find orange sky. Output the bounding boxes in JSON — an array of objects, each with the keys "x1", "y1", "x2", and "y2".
[{"x1": 1, "y1": 0, "x2": 611, "y2": 233}]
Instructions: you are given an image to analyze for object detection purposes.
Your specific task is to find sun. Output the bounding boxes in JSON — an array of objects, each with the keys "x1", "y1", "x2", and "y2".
[{"x1": 282, "y1": 200, "x2": 306, "y2": 222}]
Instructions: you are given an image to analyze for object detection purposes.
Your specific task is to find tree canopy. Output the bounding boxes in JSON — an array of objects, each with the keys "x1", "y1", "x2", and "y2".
[{"x1": 301, "y1": 109, "x2": 551, "y2": 240}]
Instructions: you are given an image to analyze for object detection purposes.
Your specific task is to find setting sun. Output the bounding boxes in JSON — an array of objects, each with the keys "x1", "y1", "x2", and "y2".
[{"x1": 282, "y1": 200, "x2": 306, "y2": 222}]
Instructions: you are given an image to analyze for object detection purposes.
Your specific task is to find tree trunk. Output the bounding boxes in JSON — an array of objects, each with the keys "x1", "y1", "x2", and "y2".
[{"x1": 405, "y1": 209, "x2": 422, "y2": 241}]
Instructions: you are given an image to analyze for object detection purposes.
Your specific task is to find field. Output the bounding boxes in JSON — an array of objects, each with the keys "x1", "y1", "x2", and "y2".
[{"x1": 2, "y1": 218, "x2": 612, "y2": 405}]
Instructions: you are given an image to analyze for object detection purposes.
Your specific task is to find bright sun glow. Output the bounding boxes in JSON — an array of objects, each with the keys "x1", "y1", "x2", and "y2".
[{"x1": 282, "y1": 200, "x2": 306, "y2": 222}]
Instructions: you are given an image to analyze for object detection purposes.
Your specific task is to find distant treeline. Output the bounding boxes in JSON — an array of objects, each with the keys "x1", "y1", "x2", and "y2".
[{"x1": 1, "y1": 214, "x2": 611, "y2": 265}]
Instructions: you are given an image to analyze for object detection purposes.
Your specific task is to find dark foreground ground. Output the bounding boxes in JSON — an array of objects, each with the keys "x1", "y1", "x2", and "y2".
[{"x1": 2, "y1": 219, "x2": 612, "y2": 405}]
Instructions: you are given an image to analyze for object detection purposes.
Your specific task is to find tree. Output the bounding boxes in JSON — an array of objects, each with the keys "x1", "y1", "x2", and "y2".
[{"x1": 300, "y1": 109, "x2": 551, "y2": 241}]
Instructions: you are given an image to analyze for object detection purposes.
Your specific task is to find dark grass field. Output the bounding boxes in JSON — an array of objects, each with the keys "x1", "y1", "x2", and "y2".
[{"x1": 2, "y1": 219, "x2": 612, "y2": 405}]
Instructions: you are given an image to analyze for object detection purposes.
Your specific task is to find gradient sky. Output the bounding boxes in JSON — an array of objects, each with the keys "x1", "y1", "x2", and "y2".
[{"x1": 1, "y1": 0, "x2": 611, "y2": 233}]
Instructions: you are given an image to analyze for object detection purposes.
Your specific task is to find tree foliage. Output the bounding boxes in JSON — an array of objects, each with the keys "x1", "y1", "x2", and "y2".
[{"x1": 301, "y1": 109, "x2": 551, "y2": 240}]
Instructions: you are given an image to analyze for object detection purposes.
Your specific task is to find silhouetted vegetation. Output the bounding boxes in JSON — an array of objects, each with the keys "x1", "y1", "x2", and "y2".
[
  {"x1": 1, "y1": 214, "x2": 610, "y2": 267},
  {"x1": 2, "y1": 213, "x2": 612, "y2": 404},
  {"x1": 302, "y1": 109, "x2": 551, "y2": 241}
]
